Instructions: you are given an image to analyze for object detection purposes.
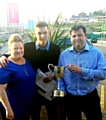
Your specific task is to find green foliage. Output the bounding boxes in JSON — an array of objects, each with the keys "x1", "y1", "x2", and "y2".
[
  {"x1": 93, "y1": 10, "x2": 105, "y2": 16},
  {"x1": 0, "y1": 40, "x2": 7, "y2": 43},
  {"x1": 48, "y1": 12, "x2": 68, "y2": 45},
  {"x1": 26, "y1": 30, "x2": 37, "y2": 42}
]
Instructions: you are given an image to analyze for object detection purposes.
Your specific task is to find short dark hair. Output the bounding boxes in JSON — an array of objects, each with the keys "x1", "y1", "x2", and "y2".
[
  {"x1": 70, "y1": 25, "x2": 86, "y2": 35},
  {"x1": 35, "y1": 21, "x2": 48, "y2": 28}
]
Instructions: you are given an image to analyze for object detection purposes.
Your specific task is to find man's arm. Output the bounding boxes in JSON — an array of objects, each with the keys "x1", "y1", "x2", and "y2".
[
  {"x1": 0, "y1": 53, "x2": 10, "y2": 58},
  {"x1": 0, "y1": 54, "x2": 9, "y2": 67}
]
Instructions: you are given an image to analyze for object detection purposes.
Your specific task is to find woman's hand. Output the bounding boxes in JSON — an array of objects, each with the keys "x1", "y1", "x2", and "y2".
[
  {"x1": 0, "y1": 84, "x2": 14, "y2": 120},
  {"x1": 6, "y1": 108, "x2": 14, "y2": 120}
]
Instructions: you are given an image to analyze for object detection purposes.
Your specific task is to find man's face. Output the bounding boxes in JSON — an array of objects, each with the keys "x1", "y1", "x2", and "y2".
[
  {"x1": 35, "y1": 26, "x2": 50, "y2": 46},
  {"x1": 70, "y1": 28, "x2": 87, "y2": 52}
]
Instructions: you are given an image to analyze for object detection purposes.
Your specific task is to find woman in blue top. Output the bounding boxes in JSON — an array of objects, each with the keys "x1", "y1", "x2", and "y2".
[{"x1": 0, "y1": 34, "x2": 36, "y2": 120}]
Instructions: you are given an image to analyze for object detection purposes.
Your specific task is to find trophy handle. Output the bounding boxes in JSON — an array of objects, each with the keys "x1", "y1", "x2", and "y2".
[{"x1": 48, "y1": 64, "x2": 54, "y2": 72}]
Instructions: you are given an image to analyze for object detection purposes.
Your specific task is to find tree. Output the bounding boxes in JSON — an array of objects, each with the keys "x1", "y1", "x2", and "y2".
[{"x1": 92, "y1": 10, "x2": 105, "y2": 17}]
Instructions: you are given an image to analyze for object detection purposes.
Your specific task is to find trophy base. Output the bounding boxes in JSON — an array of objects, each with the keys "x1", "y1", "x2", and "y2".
[{"x1": 53, "y1": 90, "x2": 64, "y2": 97}]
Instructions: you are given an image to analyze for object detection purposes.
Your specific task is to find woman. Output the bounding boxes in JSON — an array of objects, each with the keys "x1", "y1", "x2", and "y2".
[{"x1": 0, "y1": 34, "x2": 36, "y2": 120}]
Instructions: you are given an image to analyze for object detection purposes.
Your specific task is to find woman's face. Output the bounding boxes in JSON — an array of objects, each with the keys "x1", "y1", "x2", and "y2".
[{"x1": 9, "y1": 42, "x2": 24, "y2": 60}]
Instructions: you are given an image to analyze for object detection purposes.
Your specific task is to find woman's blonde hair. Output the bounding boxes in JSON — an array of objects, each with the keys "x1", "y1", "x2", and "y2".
[{"x1": 8, "y1": 33, "x2": 23, "y2": 48}]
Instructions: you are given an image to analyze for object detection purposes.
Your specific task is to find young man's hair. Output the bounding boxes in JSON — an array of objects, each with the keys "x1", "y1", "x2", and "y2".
[
  {"x1": 70, "y1": 25, "x2": 86, "y2": 35},
  {"x1": 35, "y1": 21, "x2": 48, "y2": 28}
]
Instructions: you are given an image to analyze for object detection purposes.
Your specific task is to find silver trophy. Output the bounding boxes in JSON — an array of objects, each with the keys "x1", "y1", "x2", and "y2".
[{"x1": 48, "y1": 64, "x2": 65, "y2": 97}]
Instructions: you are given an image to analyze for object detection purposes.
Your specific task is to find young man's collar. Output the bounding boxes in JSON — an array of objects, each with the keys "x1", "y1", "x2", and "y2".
[{"x1": 35, "y1": 41, "x2": 50, "y2": 51}]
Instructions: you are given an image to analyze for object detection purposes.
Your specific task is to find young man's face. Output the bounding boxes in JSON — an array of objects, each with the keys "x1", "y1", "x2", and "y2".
[
  {"x1": 35, "y1": 26, "x2": 50, "y2": 47},
  {"x1": 70, "y1": 28, "x2": 87, "y2": 52}
]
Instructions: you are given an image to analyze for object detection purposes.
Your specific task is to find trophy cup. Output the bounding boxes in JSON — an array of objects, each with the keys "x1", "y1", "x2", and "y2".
[{"x1": 48, "y1": 64, "x2": 65, "y2": 97}]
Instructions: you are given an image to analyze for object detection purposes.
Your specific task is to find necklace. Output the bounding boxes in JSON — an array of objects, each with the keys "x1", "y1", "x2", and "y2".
[{"x1": 19, "y1": 65, "x2": 29, "y2": 76}]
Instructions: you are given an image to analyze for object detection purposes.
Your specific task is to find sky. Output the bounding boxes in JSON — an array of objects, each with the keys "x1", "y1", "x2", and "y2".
[{"x1": 0, "y1": 0, "x2": 106, "y2": 24}]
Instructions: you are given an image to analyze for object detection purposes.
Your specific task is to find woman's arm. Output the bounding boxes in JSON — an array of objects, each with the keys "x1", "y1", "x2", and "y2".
[{"x1": 0, "y1": 84, "x2": 14, "y2": 119}]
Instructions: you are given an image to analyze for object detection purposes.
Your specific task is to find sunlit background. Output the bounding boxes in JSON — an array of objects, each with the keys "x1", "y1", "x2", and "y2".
[{"x1": 0, "y1": 0, "x2": 106, "y2": 24}]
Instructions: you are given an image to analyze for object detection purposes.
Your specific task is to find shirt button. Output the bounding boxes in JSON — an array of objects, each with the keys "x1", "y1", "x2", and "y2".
[{"x1": 77, "y1": 89, "x2": 80, "y2": 94}]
